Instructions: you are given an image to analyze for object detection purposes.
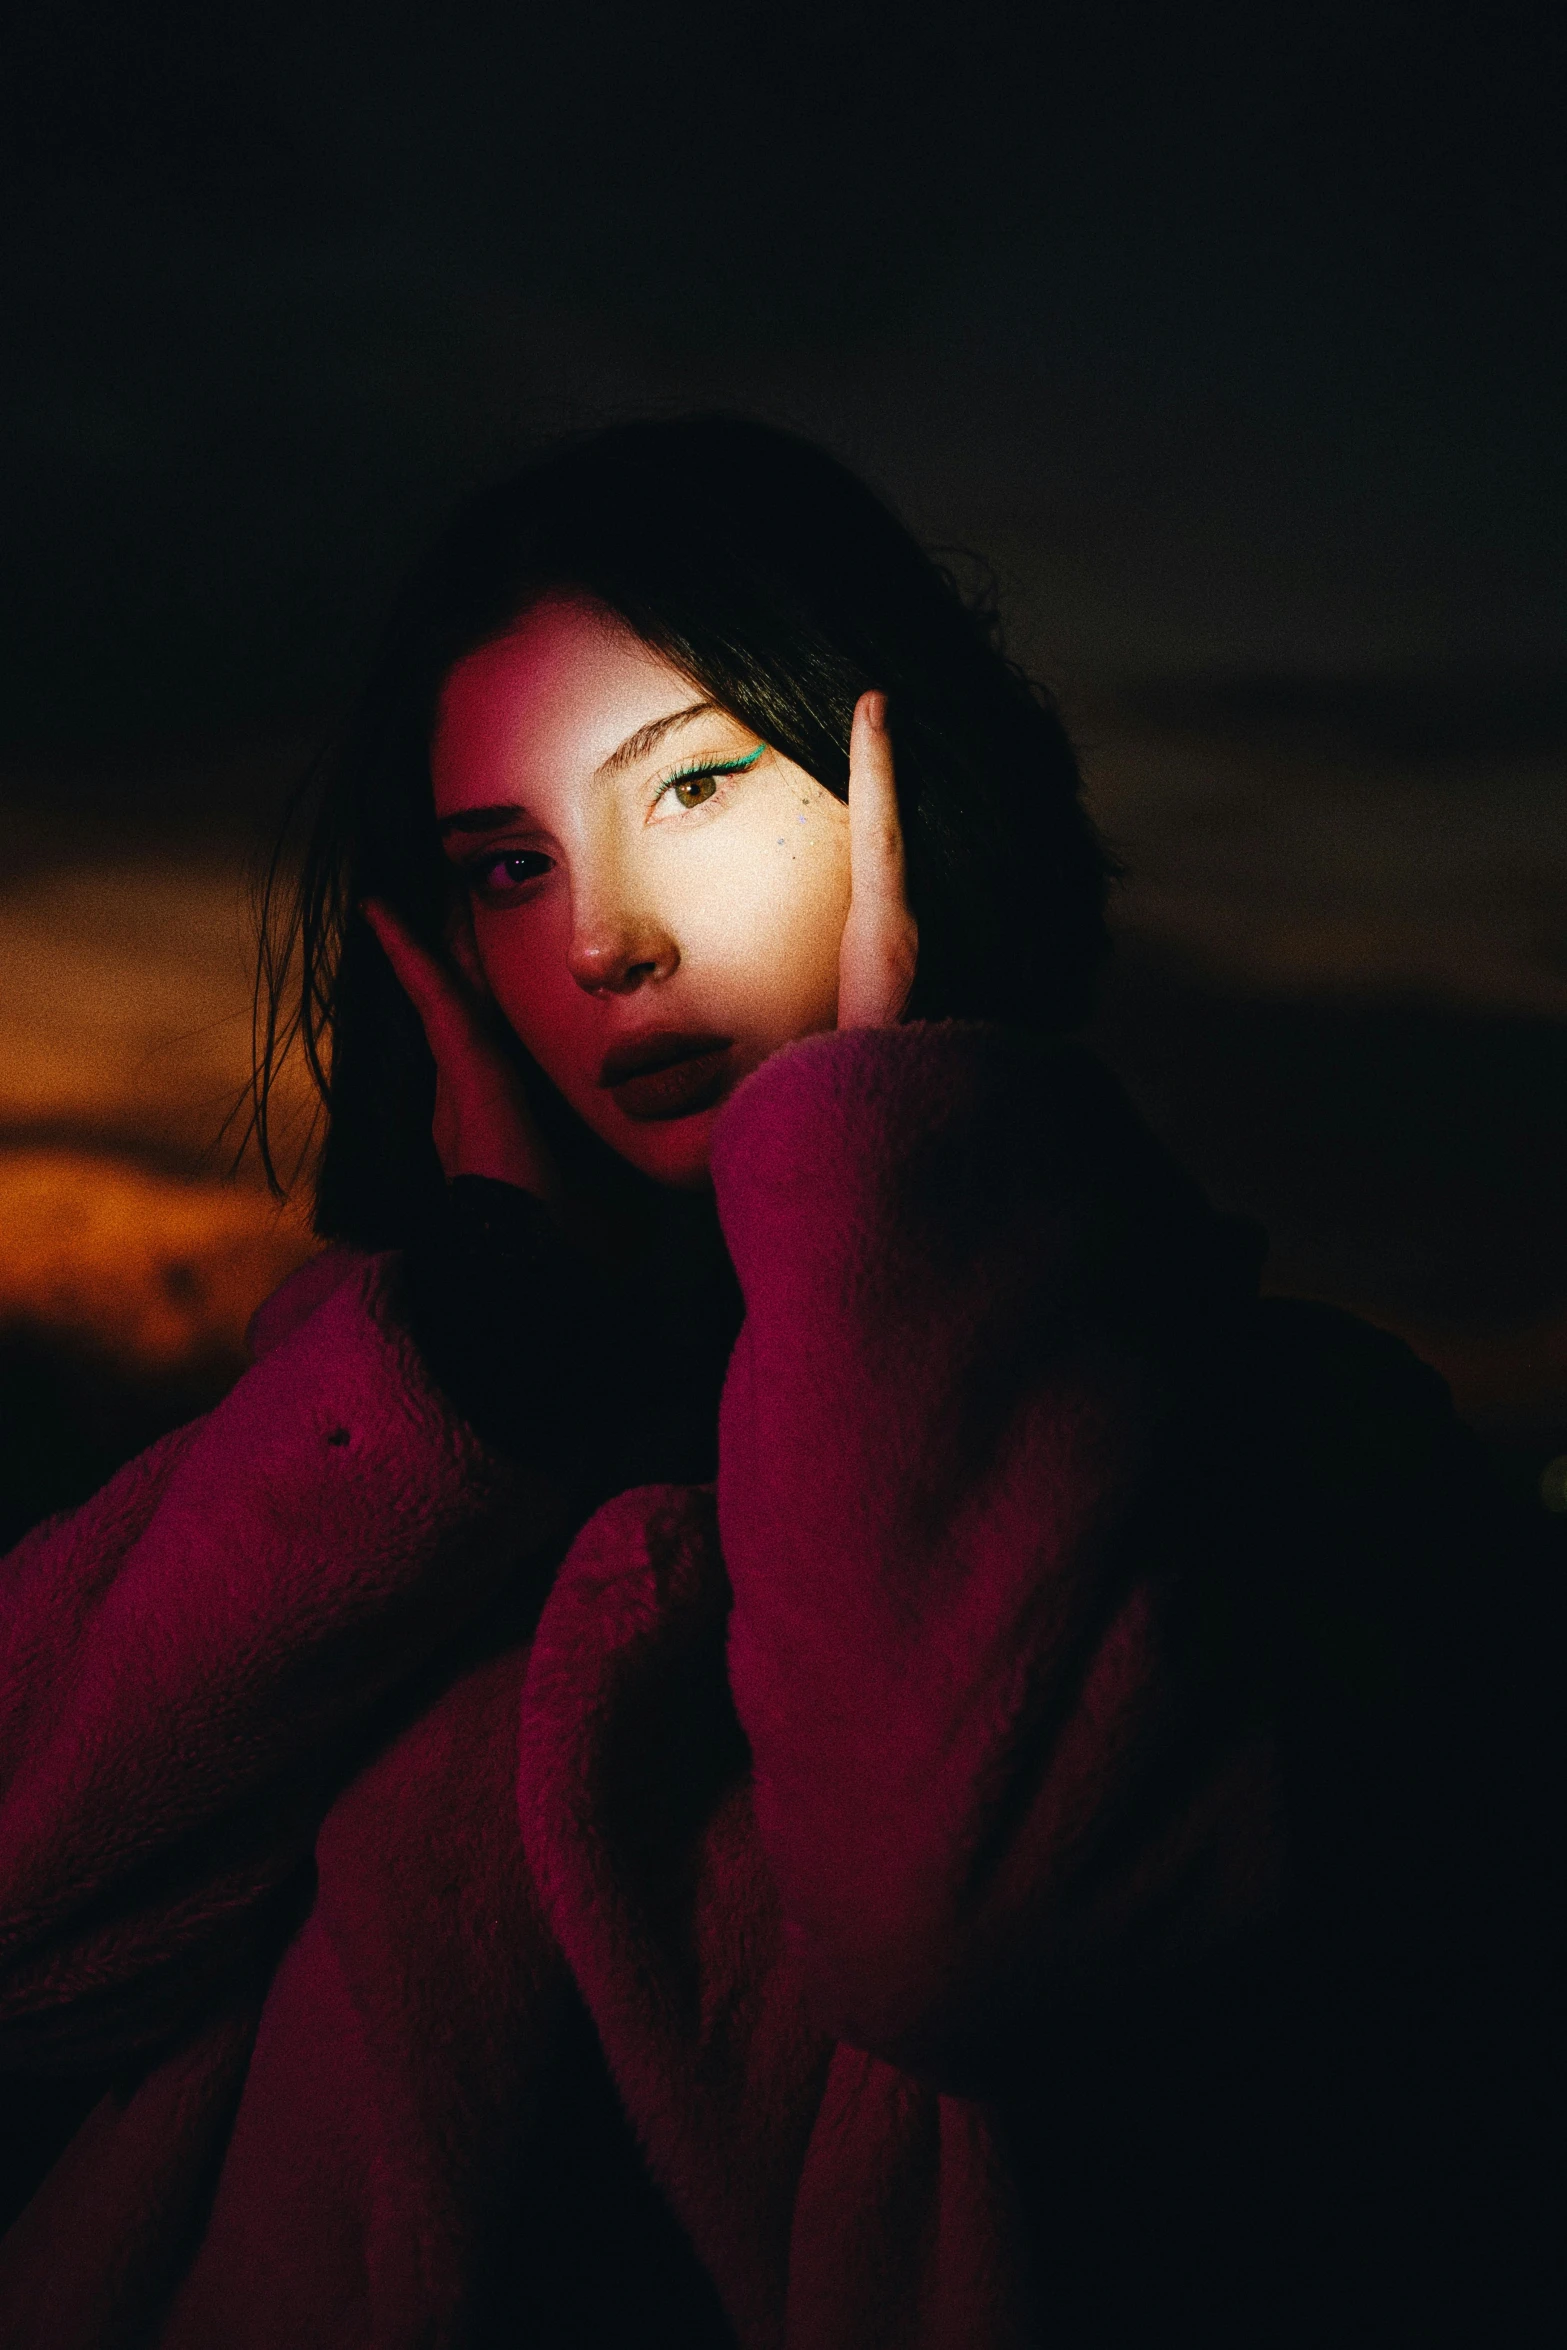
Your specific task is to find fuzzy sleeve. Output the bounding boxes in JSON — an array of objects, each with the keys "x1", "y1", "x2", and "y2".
[
  {"x1": 0, "y1": 1250, "x2": 568, "y2": 2068},
  {"x1": 710, "y1": 1023, "x2": 1284, "y2": 2089}
]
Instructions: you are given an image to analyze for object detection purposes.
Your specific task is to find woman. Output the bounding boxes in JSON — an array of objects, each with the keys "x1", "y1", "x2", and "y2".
[{"x1": 0, "y1": 418, "x2": 1553, "y2": 2348}]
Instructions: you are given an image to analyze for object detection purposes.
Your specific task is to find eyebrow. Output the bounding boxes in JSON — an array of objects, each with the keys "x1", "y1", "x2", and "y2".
[
  {"x1": 435, "y1": 699, "x2": 723, "y2": 839},
  {"x1": 594, "y1": 698, "x2": 722, "y2": 779}
]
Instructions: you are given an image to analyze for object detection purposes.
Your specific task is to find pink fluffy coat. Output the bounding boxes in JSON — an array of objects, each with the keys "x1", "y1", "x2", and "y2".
[{"x1": 0, "y1": 1026, "x2": 1426, "y2": 2345}]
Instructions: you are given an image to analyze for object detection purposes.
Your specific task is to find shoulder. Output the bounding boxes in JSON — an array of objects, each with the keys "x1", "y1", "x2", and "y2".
[
  {"x1": 1244, "y1": 1296, "x2": 1462, "y2": 1473},
  {"x1": 1223, "y1": 1297, "x2": 1543, "y2": 1744},
  {"x1": 1218, "y1": 1293, "x2": 1507, "y2": 1595},
  {"x1": 245, "y1": 1243, "x2": 384, "y2": 1362}
]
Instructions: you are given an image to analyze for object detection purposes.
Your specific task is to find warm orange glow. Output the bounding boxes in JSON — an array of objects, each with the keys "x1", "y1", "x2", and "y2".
[
  {"x1": 0, "y1": 1149, "x2": 316, "y2": 1380},
  {"x1": 0, "y1": 843, "x2": 321, "y2": 1393},
  {"x1": 0, "y1": 854, "x2": 318, "y2": 1163}
]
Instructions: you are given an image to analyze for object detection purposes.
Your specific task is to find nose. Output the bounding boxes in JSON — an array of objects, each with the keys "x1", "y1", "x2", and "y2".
[{"x1": 567, "y1": 900, "x2": 679, "y2": 996}]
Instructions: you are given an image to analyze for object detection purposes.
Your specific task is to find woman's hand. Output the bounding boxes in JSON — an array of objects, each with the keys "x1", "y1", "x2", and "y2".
[
  {"x1": 362, "y1": 897, "x2": 561, "y2": 1207},
  {"x1": 837, "y1": 691, "x2": 919, "y2": 1029}
]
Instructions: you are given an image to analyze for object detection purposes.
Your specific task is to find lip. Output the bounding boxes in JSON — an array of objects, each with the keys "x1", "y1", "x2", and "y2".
[{"x1": 597, "y1": 1030, "x2": 735, "y2": 1124}]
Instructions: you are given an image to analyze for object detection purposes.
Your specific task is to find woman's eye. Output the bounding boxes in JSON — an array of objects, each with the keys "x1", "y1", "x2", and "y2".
[
  {"x1": 465, "y1": 849, "x2": 553, "y2": 903},
  {"x1": 653, "y1": 745, "x2": 764, "y2": 818}
]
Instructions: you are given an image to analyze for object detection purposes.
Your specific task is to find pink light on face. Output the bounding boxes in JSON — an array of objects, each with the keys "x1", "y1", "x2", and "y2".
[{"x1": 431, "y1": 596, "x2": 852, "y2": 1188}]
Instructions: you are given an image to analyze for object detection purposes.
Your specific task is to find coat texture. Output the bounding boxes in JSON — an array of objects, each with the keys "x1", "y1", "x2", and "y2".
[{"x1": 0, "y1": 1026, "x2": 1552, "y2": 2346}]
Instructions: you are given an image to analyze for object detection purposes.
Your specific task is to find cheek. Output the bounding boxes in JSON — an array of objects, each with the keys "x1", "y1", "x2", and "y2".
[
  {"x1": 470, "y1": 904, "x2": 585, "y2": 1074},
  {"x1": 683, "y1": 800, "x2": 850, "y2": 1017}
]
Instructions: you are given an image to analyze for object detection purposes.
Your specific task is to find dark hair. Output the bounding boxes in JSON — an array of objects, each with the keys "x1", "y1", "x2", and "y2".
[{"x1": 253, "y1": 414, "x2": 1119, "y2": 1246}]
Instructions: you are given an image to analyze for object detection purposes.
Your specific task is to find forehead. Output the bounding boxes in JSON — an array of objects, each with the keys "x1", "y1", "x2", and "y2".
[{"x1": 430, "y1": 595, "x2": 695, "y2": 819}]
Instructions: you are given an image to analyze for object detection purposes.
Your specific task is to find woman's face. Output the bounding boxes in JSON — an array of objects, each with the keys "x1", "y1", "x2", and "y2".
[{"x1": 431, "y1": 595, "x2": 852, "y2": 1187}]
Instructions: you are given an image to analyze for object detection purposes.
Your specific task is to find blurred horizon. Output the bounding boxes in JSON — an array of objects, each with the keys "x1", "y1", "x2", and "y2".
[
  {"x1": 5, "y1": 671, "x2": 1565, "y2": 1549},
  {"x1": 5, "y1": 667, "x2": 1564, "y2": 1483}
]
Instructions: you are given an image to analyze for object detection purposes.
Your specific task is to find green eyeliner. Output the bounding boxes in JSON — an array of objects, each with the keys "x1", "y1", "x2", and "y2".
[{"x1": 665, "y1": 742, "x2": 766, "y2": 783}]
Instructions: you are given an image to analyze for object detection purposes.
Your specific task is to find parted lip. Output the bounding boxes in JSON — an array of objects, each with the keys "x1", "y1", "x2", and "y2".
[{"x1": 597, "y1": 1030, "x2": 733, "y2": 1090}]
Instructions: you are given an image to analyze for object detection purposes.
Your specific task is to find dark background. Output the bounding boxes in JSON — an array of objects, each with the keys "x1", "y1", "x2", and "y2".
[
  {"x1": 1, "y1": 0, "x2": 1564, "y2": 1545},
  {"x1": 3, "y1": 0, "x2": 1564, "y2": 731}
]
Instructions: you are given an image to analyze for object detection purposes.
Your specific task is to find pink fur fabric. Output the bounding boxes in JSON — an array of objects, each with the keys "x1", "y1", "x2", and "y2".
[{"x1": 0, "y1": 1026, "x2": 1450, "y2": 2346}]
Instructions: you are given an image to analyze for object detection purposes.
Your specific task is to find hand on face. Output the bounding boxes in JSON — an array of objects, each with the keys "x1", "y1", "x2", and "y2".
[
  {"x1": 837, "y1": 690, "x2": 920, "y2": 1030},
  {"x1": 366, "y1": 597, "x2": 917, "y2": 1204},
  {"x1": 361, "y1": 897, "x2": 561, "y2": 1205}
]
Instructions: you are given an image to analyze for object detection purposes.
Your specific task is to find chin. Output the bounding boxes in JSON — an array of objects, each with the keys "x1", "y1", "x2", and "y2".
[{"x1": 607, "y1": 1109, "x2": 720, "y2": 1191}]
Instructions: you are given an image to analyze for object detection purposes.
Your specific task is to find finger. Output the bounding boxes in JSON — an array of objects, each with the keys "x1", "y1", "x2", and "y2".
[
  {"x1": 840, "y1": 692, "x2": 919, "y2": 1028},
  {"x1": 362, "y1": 899, "x2": 481, "y2": 1063},
  {"x1": 847, "y1": 691, "x2": 908, "y2": 919},
  {"x1": 443, "y1": 897, "x2": 493, "y2": 1001}
]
